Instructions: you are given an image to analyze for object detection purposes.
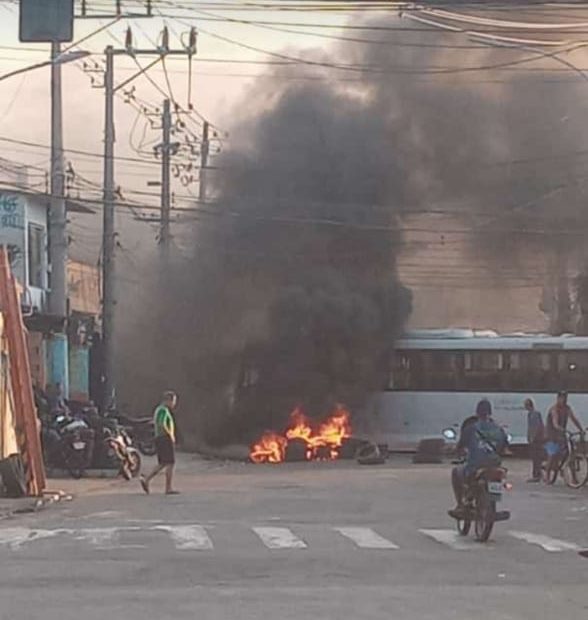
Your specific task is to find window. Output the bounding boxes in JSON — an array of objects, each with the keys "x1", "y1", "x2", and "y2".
[
  {"x1": 423, "y1": 351, "x2": 459, "y2": 390},
  {"x1": 27, "y1": 224, "x2": 44, "y2": 288},
  {"x1": 387, "y1": 348, "x2": 588, "y2": 393},
  {"x1": 556, "y1": 351, "x2": 588, "y2": 392},
  {"x1": 389, "y1": 351, "x2": 425, "y2": 390},
  {"x1": 463, "y1": 351, "x2": 504, "y2": 390}
]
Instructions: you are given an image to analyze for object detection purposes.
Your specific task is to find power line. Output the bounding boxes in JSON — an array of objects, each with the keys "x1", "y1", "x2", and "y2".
[
  {"x1": 173, "y1": 19, "x2": 558, "y2": 75},
  {"x1": 0, "y1": 135, "x2": 160, "y2": 165}
]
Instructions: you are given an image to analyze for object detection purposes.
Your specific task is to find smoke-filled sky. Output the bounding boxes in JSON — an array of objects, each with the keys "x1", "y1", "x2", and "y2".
[
  {"x1": 114, "y1": 6, "x2": 588, "y2": 441},
  {"x1": 5, "y1": 3, "x2": 588, "y2": 432}
]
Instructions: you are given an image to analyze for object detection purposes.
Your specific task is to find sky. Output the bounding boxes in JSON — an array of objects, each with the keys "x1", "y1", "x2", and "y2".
[
  {"x1": 0, "y1": 0, "x2": 356, "y2": 266},
  {"x1": 4, "y1": 0, "x2": 588, "y2": 269},
  {"x1": 0, "y1": 1, "x2": 349, "y2": 192}
]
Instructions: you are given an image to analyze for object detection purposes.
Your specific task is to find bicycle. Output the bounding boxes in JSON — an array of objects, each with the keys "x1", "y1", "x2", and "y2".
[{"x1": 544, "y1": 431, "x2": 588, "y2": 489}]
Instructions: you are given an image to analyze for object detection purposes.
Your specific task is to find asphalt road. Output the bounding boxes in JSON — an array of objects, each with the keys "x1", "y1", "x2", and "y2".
[{"x1": 1, "y1": 455, "x2": 588, "y2": 620}]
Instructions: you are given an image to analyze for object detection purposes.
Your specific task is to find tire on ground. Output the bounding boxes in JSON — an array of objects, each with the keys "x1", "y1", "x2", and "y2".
[
  {"x1": 0, "y1": 454, "x2": 27, "y2": 498},
  {"x1": 413, "y1": 439, "x2": 445, "y2": 464}
]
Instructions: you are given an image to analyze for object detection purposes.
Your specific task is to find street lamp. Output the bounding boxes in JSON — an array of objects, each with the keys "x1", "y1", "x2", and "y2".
[{"x1": 0, "y1": 50, "x2": 91, "y2": 83}]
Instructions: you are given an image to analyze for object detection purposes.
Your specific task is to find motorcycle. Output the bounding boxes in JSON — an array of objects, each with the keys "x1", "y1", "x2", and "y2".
[
  {"x1": 42, "y1": 415, "x2": 95, "y2": 479},
  {"x1": 103, "y1": 424, "x2": 142, "y2": 480},
  {"x1": 453, "y1": 462, "x2": 511, "y2": 542},
  {"x1": 81, "y1": 408, "x2": 142, "y2": 480},
  {"x1": 115, "y1": 412, "x2": 156, "y2": 457},
  {"x1": 442, "y1": 427, "x2": 512, "y2": 542}
]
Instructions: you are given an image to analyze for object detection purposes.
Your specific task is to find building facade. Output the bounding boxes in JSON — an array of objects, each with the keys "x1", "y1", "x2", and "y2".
[{"x1": 1, "y1": 159, "x2": 99, "y2": 403}]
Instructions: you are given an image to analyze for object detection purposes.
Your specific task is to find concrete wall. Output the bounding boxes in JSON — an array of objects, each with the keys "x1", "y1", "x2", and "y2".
[
  {"x1": 0, "y1": 191, "x2": 26, "y2": 286},
  {"x1": 0, "y1": 191, "x2": 48, "y2": 313},
  {"x1": 69, "y1": 344, "x2": 89, "y2": 401},
  {"x1": 67, "y1": 260, "x2": 100, "y2": 316}
]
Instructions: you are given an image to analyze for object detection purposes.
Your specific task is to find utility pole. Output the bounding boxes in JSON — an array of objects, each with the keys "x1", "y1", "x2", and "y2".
[
  {"x1": 199, "y1": 121, "x2": 209, "y2": 202},
  {"x1": 99, "y1": 28, "x2": 197, "y2": 409},
  {"x1": 49, "y1": 40, "x2": 69, "y2": 394},
  {"x1": 160, "y1": 98, "x2": 172, "y2": 254},
  {"x1": 102, "y1": 45, "x2": 116, "y2": 409}
]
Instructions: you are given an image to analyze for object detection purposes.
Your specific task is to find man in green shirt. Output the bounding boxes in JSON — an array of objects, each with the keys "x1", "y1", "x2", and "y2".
[{"x1": 140, "y1": 391, "x2": 178, "y2": 495}]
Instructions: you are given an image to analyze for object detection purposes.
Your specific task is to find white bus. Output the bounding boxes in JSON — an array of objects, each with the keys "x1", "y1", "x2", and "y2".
[{"x1": 358, "y1": 329, "x2": 588, "y2": 450}]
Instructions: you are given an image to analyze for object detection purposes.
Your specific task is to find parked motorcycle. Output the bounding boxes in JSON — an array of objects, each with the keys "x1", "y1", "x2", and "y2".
[
  {"x1": 42, "y1": 415, "x2": 95, "y2": 479},
  {"x1": 82, "y1": 408, "x2": 142, "y2": 479},
  {"x1": 104, "y1": 424, "x2": 142, "y2": 480},
  {"x1": 115, "y1": 412, "x2": 156, "y2": 457}
]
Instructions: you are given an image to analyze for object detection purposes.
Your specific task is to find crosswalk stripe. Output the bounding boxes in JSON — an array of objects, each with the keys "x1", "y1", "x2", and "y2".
[
  {"x1": 334, "y1": 527, "x2": 399, "y2": 549},
  {"x1": 419, "y1": 529, "x2": 485, "y2": 551},
  {"x1": 252, "y1": 527, "x2": 307, "y2": 549},
  {"x1": 0, "y1": 527, "x2": 62, "y2": 550},
  {"x1": 72, "y1": 528, "x2": 119, "y2": 548},
  {"x1": 153, "y1": 525, "x2": 213, "y2": 550},
  {"x1": 1, "y1": 524, "x2": 584, "y2": 554},
  {"x1": 508, "y1": 531, "x2": 580, "y2": 552}
]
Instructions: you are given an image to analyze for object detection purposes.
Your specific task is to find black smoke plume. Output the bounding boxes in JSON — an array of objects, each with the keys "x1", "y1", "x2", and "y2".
[{"x1": 117, "y1": 11, "x2": 588, "y2": 442}]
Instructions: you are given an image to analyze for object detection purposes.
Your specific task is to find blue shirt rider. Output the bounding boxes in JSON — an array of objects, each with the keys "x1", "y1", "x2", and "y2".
[{"x1": 449, "y1": 399, "x2": 508, "y2": 518}]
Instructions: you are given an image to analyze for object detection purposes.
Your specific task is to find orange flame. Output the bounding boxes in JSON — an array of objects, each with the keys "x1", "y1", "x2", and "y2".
[
  {"x1": 249, "y1": 431, "x2": 287, "y2": 464},
  {"x1": 249, "y1": 405, "x2": 352, "y2": 463}
]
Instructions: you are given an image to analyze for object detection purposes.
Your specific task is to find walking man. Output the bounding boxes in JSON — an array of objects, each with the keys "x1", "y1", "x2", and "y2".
[
  {"x1": 524, "y1": 398, "x2": 544, "y2": 482},
  {"x1": 140, "y1": 391, "x2": 179, "y2": 495}
]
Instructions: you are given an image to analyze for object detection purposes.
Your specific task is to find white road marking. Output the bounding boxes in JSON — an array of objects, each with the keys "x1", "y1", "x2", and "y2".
[
  {"x1": 153, "y1": 525, "x2": 213, "y2": 550},
  {"x1": 72, "y1": 528, "x2": 120, "y2": 548},
  {"x1": 0, "y1": 527, "x2": 63, "y2": 550},
  {"x1": 508, "y1": 531, "x2": 580, "y2": 552},
  {"x1": 419, "y1": 529, "x2": 485, "y2": 551},
  {"x1": 334, "y1": 527, "x2": 399, "y2": 549},
  {"x1": 253, "y1": 527, "x2": 307, "y2": 549}
]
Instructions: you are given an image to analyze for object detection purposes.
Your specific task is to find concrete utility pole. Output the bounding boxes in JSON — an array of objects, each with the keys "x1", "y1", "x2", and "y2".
[
  {"x1": 160, "y1": 98, "x2": 172, "y2": 253},
  {"x1": 49, "y1": 40, "x2": 69, "y2": 394},
  {"x1": 199, "y1": 121, "x2": 209, "y2": 203},
  {"x1": 99, "y1": 28, "x2": 197, "y2": 409},
  {"x1": 102, "y1": 45, "x2": 116, "y2": 409}
]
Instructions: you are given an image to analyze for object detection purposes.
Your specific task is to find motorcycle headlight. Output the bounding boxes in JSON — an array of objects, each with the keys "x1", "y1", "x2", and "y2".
[{"x1": 443, "y1": 428, "x2": 457, "y2": 441}]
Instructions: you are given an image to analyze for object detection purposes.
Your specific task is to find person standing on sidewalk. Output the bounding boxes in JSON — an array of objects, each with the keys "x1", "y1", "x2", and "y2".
[
  {"x1": 140, "y1": 391, "x2": 179, "y2": 495},
  {"x1": 524, "y1": 398, "x2": 544, "y2": 482}
]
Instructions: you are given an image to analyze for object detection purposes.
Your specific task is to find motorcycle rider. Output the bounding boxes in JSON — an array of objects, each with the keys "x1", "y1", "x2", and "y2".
[{"x1": 449, "y1": 399, "x2": 508, "y2": 519}]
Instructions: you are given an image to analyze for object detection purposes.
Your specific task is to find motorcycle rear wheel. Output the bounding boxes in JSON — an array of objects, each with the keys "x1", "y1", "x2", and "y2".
[
  {"x1": 474, "y1": 493, "x2": 496, "y2": 543},
  {"x1": 456, "y1": 518, "x2": 471, "y2": 536},
  {"x1": 127, "y1": 449, "x2": 141, "y2": 478},
  {"x1": 68, "y1": 468, "x2": 84, "y2": 480}
]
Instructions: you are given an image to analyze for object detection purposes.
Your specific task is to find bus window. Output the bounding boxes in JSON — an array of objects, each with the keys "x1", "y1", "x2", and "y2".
[
  {"x1": 389, "y1": 351, "x2": 410, "y2": 390},
  {"x1": 423, "y1": 351, "x2": 457, "y2": 390},
  {"x1": 389, "y1": 351, "x2": 426, "y2": 390},
  {"x1": 463, "y1": 351, "x2": 504, "y2": 390},
  {"x1": 408, "y1": 352, "x2": 426, "y2": 390},
  {"x1": 557, "y1": 351, "x2": 588, "y2": 392}
]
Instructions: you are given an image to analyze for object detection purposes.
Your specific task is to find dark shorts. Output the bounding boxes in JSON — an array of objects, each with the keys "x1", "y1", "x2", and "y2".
[{"x1": 155, "y1": 434, "x2": 175, "y2": 465}]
